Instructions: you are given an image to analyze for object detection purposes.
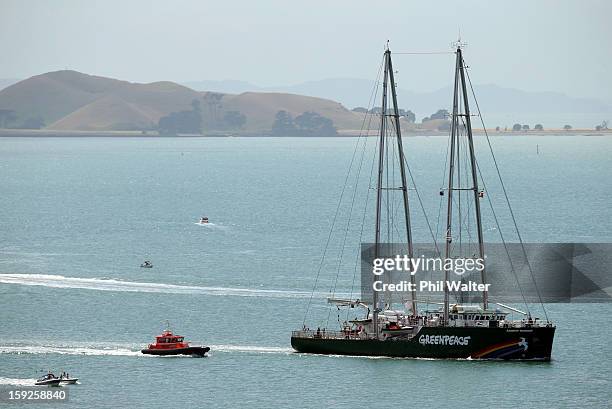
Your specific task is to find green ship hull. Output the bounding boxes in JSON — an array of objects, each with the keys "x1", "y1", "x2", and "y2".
[{"x1": 291, "y1": 326, "x2": 555, "y2": 360}]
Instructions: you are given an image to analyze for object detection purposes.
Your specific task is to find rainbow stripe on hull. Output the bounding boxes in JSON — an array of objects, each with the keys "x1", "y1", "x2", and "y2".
[{"x1": 470, "y1": 337, "x2": 529, "y2": 359}]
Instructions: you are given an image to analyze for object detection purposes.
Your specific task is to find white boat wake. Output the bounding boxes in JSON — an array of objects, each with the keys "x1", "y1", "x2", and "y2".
[
  {"x1": 0, "y1": 377, "x2": 39, "y2": 386},
  {"x1": 194, "y1": 222, "x2": 227, "y2": 230},
  {"x1": 0, "y1": 274, "x2": 318, "y2": 299},
  {"x1": 0, "y1": 344, "x2": 141, "y2": 357},
  {"x1": 208, "y1": 344, "x2": 293, "y2": 355},
  {"x1": 0, "y1": 342, "x2": 293, "y2": 357}
]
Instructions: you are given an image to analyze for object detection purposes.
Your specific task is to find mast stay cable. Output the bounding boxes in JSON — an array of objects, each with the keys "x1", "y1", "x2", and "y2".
[
  {"x1": 303, "y1": 57, "x2": 385, "y2": 327},
  {"x1": 464, "y1": 64, "x2": 549, "y2": 321}
]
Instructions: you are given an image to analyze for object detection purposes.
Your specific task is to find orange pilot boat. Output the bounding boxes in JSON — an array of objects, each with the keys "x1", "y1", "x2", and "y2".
[{"x1": 141, "y1": 325, "x2": 210, "y2": 357}]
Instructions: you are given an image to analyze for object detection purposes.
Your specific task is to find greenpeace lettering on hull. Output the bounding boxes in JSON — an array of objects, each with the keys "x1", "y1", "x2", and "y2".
[{"x1": 418, "y1": 334, "x2": 471, "y2": 346}]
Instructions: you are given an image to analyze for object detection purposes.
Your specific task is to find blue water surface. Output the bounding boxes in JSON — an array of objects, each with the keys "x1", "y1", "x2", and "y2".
[{"x1": 0, "y1": 135, "x2": 610, "y2": 408}]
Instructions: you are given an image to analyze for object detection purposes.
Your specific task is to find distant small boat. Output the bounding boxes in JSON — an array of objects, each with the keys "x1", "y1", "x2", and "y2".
[
  {"x1": 198, "y1": 217, "x2": 209, "y2": 224},
  {"x1": 35, "y1": 373, "x2": 62, "y2": 386},
  {"x1": 140, "y1": 260, "x2": 153, "y2": 268}
]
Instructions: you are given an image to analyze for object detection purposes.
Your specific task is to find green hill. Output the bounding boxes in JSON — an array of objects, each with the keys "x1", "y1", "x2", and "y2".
[{"x1": 0, "y1": 70, "x2": 366, "y2": 134}]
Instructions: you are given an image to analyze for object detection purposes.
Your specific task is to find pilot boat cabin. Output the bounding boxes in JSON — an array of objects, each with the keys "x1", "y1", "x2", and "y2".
[{"x1": 148, "y1": 330, "x2": 190, "y2": 350}]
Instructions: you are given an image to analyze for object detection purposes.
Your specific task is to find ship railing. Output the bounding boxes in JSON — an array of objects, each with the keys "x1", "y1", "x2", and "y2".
[
  {"x1": 442, "y1": 320, "x2": 549, "y2": 328},
  {"x1": 292, "y1": 330, "x2": 376, "y2": 340},
  {"x1": 425, "y1": 319, "x2": 550, "y2": 328},
  {"x1": 502, "y1": 319, "x2": 551, "y2": 328}
]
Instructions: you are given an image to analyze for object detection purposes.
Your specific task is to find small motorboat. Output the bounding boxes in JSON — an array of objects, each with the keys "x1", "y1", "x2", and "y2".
[
  {"x1": 198, "y1": 217, "x2": 209, "y2": 224},
  {"x1": 35, "y1": 373, "x2": 62, "y2": 386},
  {"x1": 59, "y1": 373, "x2": 78, "y2": 384},
  {"x1": 140, "y1": 260, "x2": 153, "y2": 268},
  {"x1": 141, "y1": 325, "x2": 210, "y2": 357}
]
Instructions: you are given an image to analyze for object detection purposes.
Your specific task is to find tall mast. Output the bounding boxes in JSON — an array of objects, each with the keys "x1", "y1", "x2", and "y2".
[
  {"x1": 387, "y1": 52, "x2": 417, "y2": 316},
  {"x1": 457, "y1": 47, "x2": 487, "y2": 310},
  {"x1": 444, "y1": 49, "x2": 461, "y2": 324},
  {"x1": 373, "y1": 49, "x2": 389, "y2": 337},
  {"x1": 373, "y1": 48, "x2": 417, "y2": 337},
  {"x1": 444, "y1": 45, "x2": 488, "y2": 323}
]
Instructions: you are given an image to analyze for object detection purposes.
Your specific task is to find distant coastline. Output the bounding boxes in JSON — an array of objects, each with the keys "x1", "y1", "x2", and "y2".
[
  {"x1": 1, "y1": 70, "x2": 609, "y2": 137},
  {"x1": 1, "y1": 128, "x2": 610, "y2": 138}
]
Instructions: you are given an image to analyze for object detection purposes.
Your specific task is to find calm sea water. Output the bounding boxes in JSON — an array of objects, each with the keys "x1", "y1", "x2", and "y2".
[{"x1": 0, "y1": 135, "x2": 610, "y2": 408}]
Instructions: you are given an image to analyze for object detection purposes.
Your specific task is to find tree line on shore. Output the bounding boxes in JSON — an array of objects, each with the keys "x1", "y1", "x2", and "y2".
[
  {"x1": 0, "y1": 109, "x2": 45, "y2": 129},
  {"x1": 156, "y1": 95, "x2": 340, "y2": 136},
  {"x1": 0, "y1": 100, "x2": 610, "y2": 134},
  {"x1": 350, "y1": 106, "x2": 611, "y2": 133},
  {"x1": 158, "y1": 96, "x2": 247, "y2": 135},
  {"x1": 495, "y1": 120, "x2": 609, "y2": 132},
  {"x1": 157, "y1": 97, "x2": 339, "y2": 136},
  {"x1": 271, "y1": 110, "x2": 337, "y2": 137}
]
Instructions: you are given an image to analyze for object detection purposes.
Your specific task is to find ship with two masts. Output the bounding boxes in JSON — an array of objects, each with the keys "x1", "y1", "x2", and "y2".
[{"x1": 291, "y1": 43, "x2": 555, "y2": 360}]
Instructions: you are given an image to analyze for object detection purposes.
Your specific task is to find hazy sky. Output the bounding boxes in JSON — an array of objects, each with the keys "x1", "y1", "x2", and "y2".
[{"x1": 1, "y1": 0, "x2": 610, "y2": 98}]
